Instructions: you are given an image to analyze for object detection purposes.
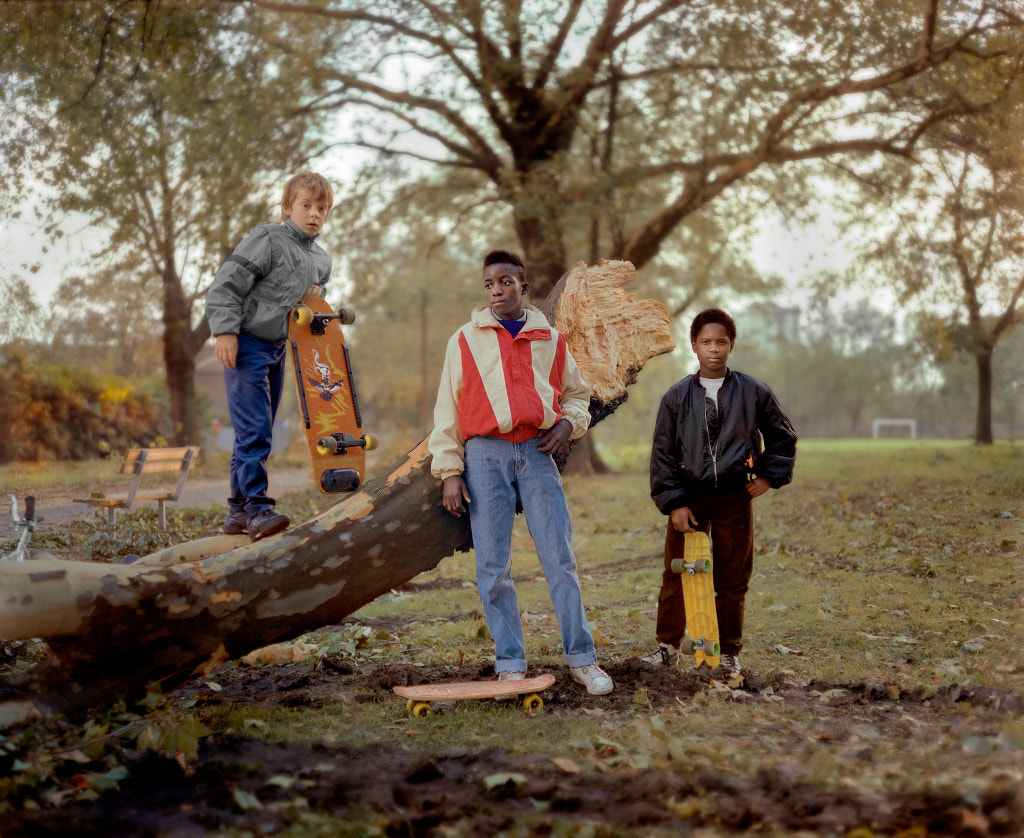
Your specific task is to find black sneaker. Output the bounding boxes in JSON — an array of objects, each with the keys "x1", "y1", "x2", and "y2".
[
  {"x1": 640, "y1": 643, "x2": 679, "y2": 666},
  {"x1": 247, "y1": 509, "x2": 290, "y2": 540},
  {"x1": 223, "y1": 509, "x2": 250, "y2": 535}
]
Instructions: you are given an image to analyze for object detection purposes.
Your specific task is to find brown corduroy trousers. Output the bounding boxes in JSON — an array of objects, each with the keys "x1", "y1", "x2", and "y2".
[{"x1": 654, "y1": 488, "x2": 754, "y2": 656}]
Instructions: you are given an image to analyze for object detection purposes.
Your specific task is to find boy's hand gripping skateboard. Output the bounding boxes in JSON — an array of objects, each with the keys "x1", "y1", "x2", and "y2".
[
  {"x1": 288, "y1": 286, "x2": 378, "y2": 493},
  {"x1": 393, "y1": 673, "x2": 555, "y2": 717},
  {"x1": 670, "y1": 531, "x2": 721, "y2": 667}
]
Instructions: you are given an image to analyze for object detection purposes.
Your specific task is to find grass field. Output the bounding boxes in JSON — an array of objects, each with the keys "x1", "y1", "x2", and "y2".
[{"x1": 2, "y1": 439, "x2": 1023, "y2": 835}]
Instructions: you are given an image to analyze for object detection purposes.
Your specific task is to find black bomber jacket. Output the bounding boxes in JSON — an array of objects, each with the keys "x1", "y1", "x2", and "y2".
[{"x1": 650, "y1": 369, "x2": 797, "y2": 514}]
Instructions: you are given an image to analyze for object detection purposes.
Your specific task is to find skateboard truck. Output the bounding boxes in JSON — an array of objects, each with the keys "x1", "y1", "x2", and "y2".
[
  {"x1": 3, "y1": 494, "x2": 37, "y2": 563},
  {"x1": 316, "y1": 432, "x2": 380, "y2": 456},
  {"x1": 680, "y1": 637, "x2": 721, "y2": 657},
  {"x1": 670, "y1": 557, "x2": 712, "y2": 575},
  {"x1": 292, "y1": 304, "x2": 356, "y2": 335}
]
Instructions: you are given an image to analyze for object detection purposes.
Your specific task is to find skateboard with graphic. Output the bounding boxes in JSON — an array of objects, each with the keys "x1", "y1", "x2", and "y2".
[
  {"x1": 670, "y1": 531, "x2": 721, "y2": 668},
  {"x1": 393, "y1": 673, "x2": 555, "y2": 717},
  {"x1": 288, "y1": 286, "x2": 378, "y2": 493}
]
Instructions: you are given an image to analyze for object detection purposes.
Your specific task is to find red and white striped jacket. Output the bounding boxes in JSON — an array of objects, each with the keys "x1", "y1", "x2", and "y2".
[{"x1": 429, "y1": 304, "x2": 591, "y2": 480}]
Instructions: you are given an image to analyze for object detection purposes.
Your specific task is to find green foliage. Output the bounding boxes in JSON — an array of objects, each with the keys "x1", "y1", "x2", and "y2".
[{"x1": 0, "y1": 348, "x2": 166, "y2": 463}]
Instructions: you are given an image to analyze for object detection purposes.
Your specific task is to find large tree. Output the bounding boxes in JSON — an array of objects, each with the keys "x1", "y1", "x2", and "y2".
[
  {"x1": 0, "y1": 1, "x2": 336, "y2": 444},
  {"x1": 233, "y1": 0, "x2": 1024, "y2": 298}
]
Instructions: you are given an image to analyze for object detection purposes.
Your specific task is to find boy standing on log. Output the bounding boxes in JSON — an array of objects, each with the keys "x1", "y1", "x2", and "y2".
[
  {"x1": 205, "y1": 172, "x2": 334, "y2": 540},
  {"x1": 428, "y1": 250, "x2": 614, "y2": 696},
  {"x1": 645, "y1": 308, "x2": 797, "y2": 674}
]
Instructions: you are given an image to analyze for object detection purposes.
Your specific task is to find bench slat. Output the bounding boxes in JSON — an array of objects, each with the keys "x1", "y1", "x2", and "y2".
[{"x1": 119, "y1": 447, "x2": 196, "y2": 474}]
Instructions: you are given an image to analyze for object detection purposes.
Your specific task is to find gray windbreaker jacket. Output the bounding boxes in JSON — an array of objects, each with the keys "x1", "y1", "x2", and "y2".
[{"x1": 205, "y1": 218, "x2": 332, "y2": 344}]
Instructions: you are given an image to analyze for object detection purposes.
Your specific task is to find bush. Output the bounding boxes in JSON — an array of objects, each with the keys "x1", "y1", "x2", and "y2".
[{"x1": 0, "y1": 349, "x2": 167, "y2": 463}]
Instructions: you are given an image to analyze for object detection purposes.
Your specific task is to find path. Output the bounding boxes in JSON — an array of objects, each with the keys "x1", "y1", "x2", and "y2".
[{"x1": 0, "y1": 468, "x2": 311, "y2": 539}]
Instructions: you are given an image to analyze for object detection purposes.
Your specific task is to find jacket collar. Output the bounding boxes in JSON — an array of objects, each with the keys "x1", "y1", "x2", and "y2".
[
  {"x1": 471, "y1": 303, "x2": 552, "y2": 333},
  {"x1": 283, "y1": 217, "x2": 318, "y2": 244},
  {"x1": 690, "y1": 368, "x2": 734, "y2": 389}
]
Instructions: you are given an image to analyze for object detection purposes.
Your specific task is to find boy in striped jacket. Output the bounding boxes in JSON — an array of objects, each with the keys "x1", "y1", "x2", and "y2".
[{"x1": 428, "y1": 250, "x2": 613, "y2": 696}]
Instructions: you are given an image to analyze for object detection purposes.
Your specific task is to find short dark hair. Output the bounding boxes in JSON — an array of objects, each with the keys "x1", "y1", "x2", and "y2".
[
  {"x1": 483, "y1": 250, "x2": 526, "y2": 280},
  {"x1": 690, "y1": 308, "x2": 736, "y2": 343}
]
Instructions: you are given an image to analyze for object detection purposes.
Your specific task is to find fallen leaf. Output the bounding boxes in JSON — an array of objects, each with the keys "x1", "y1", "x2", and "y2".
[
  {"x1": 232, "y1": 787, "x2": 262, "y2": 812},
  {"x1": 550, "y1": 757, "x2": 579, "y2": 774},
  {"x1": 483, "y1": 772, "x2": 526, "y2": 790}
]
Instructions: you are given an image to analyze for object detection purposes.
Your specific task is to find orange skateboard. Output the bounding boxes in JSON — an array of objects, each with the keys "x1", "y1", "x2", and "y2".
[
  {"x1": 288, "y1": 286, "x2": 378, "y2": 493},
  {"x1": 394, "y1": 673, "x2": 555, "y2": 716},
  {"x1": 670, "y1": 531, "x2": 721, "y2": 667}
]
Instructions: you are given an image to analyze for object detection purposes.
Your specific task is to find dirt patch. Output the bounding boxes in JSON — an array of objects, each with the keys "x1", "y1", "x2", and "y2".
[{"x1": 5, "y1": 658, "x2": 1023, "y2": 837}]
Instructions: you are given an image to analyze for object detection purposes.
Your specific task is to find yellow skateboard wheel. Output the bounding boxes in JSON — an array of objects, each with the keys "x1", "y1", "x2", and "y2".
[
  {"x1": 363, "y1": 433, "x2": 379, "y2": 451},
  {"x1": 411, "y1": 702, "x2": 432, "y2": 717},
  {"x1": 293, "y1": 305, "x2": 313, "y2": 326},
  {"x1": 523, "y1": 694, "x2": 543, "y2": 712}
]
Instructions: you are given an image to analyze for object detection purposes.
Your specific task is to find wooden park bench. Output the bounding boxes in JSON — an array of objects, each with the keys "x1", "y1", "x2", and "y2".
[{"x1": 74, "y1": 447, "x2": 199, "y2": 532}]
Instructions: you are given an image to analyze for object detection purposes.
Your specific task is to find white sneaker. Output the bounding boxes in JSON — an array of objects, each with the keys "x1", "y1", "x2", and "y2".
[
  {"x1": 719, "y1": 654, "x2": 741, "y2": 675},
  {"x1": 497, "y1": 670, "x2": 526, "y2": 681},
  {"x1": 570, "y1": 663, "x2": 613, "y2": 696},
  {"x1": 640, "y1": 643, "x2": 679, "y2": 666}
]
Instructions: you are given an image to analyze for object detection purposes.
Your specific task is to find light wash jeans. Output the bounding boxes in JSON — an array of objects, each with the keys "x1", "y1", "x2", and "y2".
[{"x1": 463, "y1": 435, "x2": 598, "y2": 673}]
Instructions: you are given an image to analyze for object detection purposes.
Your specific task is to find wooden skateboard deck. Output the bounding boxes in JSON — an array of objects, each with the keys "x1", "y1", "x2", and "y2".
[
  {"x1": 394, "y1": 673, "x2": 555, "y2": 716},
  {"x1": 287, "y1": 287, "x2": 377, "y2": 494},
  {"x1": 670, "y1": 531, "x2": 721, "y2": 668}
]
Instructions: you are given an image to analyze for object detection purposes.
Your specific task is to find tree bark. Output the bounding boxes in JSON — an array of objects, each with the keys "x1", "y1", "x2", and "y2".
[
  {"x1": 975, "y1": 348, "x2": 994, "y2": 445},
  {"x1": 0, "y1": 260, "x2": 673, "y2": 724},
  {"x1": 162, "y1": 258, "x2": 202, "y2": 447}
]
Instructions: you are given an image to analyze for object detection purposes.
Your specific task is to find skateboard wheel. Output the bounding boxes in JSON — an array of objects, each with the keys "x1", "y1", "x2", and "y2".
[
  {"x1": 670, "y1": 558, "x2": 683, "y2": 574},
  {"x1": 293, "y1": 305, "x2": 313, "y2": 326},
  {"x1": 406, "y1": 699, "x2": 416, "y2": 713},
  {"x1": 683, "y1": 559, "x2": 712, "y2": 575},
  {"x1": 321, "y1": 468, "x2": 361, "y2": 493},
  {"x1": 362, "y1": 433, "x2": 379, "y2": 451},
  {"x1": 411, "y1": 702, "x2": 432, "y2": 717},
  {"x1": 337, "y1": 307, "x2": 356, "y2": 326},
  {"x1": 523, "y1": 694, "x2": 543, "y2": 712},
  {"x1": 709, "y1": 641, "x2": 721, "y2": 656}
]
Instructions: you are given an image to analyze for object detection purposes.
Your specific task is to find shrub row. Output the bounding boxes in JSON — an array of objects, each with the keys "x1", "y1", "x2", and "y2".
[{"x1": 0, "y1": 349, "x2": 167, "y2": 463}]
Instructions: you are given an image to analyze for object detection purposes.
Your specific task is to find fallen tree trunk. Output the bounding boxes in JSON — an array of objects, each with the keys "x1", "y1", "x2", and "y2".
[{"x1": 0, "y1": 260, "x2": 673, "y2": 722}]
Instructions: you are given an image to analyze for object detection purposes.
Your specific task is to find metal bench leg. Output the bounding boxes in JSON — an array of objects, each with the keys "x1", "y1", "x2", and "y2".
[
  {"x1": 158, "y1": 501, "x2": 167, "y2": 531},
  {"x1": 108, "y1": 507, "x2": 117, "y2": 534}
]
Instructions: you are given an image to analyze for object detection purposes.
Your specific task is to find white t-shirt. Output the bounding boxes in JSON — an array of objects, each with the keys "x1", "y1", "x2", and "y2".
[{"x1": 700, "y1": 376, "x2": 724, "y2": 404}]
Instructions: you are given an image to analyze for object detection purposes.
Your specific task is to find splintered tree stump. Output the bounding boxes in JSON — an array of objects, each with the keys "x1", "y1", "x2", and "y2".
[{"x1": 0, "y1": 259, "x2": 673, "y2": 722}]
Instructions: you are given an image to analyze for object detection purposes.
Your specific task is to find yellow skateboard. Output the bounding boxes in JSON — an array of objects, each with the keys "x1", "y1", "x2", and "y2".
[
  {"x1": 670, "y1": 531, "x2": 721, "y2": 668},
  {"x1": 394, "y1": 673, "x2": 555, "y2": 717}
]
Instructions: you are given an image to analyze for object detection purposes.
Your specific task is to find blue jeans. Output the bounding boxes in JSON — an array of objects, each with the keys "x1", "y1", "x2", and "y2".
[
  {"x1": 224, "y1": 333, "x2": 286, "y2": 515},
  {"x1": 463, "y1": 435, "x2": 597, "y2": 672}
]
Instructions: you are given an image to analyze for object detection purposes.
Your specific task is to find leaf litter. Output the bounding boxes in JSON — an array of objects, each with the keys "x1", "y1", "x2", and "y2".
[{"x1": 3, "y1": 654, "x2": 1022, "y2": 837}]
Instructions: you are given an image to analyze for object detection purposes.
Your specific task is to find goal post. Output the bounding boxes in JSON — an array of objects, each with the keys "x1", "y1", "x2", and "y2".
[{"x1": 872, "y1": 419, "x2": 917, "y2": 439}]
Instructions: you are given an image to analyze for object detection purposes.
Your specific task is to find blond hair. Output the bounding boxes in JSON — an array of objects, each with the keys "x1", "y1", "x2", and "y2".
[{"x1": 281, "y1": 172, "x2": 334, "y2": 219}]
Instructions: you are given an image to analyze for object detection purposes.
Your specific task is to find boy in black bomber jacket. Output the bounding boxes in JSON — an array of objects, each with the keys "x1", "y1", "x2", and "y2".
[{"x1": 645, "y1": 308, "x2": 797, "y2": 674}]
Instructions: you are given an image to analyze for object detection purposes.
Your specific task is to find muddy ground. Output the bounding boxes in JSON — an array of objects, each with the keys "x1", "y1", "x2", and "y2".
[{"x1": 4, "y1": 652, "x2": 1023, "y2": 838}]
